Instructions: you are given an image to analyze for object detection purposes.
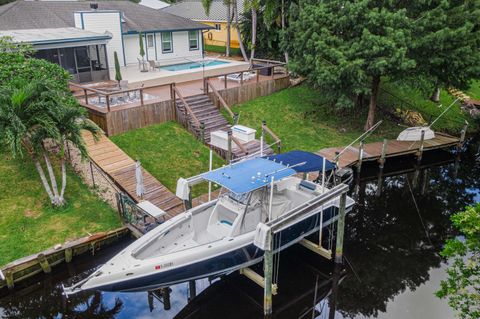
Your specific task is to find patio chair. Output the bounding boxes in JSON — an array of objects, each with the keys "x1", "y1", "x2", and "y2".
[
  {"x1": 148, "y1": 60, "x2": 161, "y2": 71},
  {"x1": 219, "y1": 71, "x2": 255, "y2": 83}
]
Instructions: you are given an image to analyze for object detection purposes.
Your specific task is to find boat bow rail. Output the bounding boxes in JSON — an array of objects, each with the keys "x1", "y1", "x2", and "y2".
[{"x1": 253, "y1": 184, "x2": 350, "y2": 250}]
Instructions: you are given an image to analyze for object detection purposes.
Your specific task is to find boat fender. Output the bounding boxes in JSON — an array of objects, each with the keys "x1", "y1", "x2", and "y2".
[{"x1": 253, "y1": 223, "x2": 272, "y2": 250}]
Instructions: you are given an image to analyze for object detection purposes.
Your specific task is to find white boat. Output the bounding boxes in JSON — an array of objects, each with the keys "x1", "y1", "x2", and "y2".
[
  {"x1": 397, "y1": 126, "x2": 435, "y2": 141},
  {"x1": 65, "y1": 151, "x2": 354, "y2": 294}
]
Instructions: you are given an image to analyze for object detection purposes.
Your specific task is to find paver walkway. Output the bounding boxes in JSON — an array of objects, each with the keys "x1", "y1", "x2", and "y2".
[{"x1": 82, "y1": 131, "x2": 184, "y2": 218}]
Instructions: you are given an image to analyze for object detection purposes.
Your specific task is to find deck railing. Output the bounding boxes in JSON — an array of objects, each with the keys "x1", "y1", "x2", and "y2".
[
  {"x1": 69, "y1": 81, "x2": 175, "y2": 112},
  {"x1": 205, "y1": 79, "x2": 235, "y2": 118}
]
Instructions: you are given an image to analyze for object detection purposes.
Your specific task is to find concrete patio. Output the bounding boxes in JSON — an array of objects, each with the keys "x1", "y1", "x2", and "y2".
[{"x1": 111, "y1": 58, "x2": 249, "y2": 87}]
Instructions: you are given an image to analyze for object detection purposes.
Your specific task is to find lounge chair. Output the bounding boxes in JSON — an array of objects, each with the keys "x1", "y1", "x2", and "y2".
[
  {"x1": 148, "y1": 60, "x2": 161, "y2": 71},
  {"x1": 219, "y1": 71, "x2": 255, "y2": 83}
]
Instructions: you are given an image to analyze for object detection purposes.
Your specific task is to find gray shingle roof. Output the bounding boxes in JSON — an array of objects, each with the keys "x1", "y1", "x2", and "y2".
[
  {"x1": 162, "y1": 0, "x2": 244, "y2": 22},
  {"x1": 0, "y1": 0, "x2": 211, "y2": 32}
]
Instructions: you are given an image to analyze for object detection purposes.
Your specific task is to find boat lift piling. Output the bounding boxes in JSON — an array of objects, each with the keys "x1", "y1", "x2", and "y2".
[
  {"x1": 188, "y1": 280, "x2": 197, "y2": 301},
  {"x1": 249, "y1": 184, "x2": 350, "y2": 316}
]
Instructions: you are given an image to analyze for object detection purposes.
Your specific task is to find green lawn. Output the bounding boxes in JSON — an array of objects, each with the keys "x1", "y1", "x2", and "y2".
[
  {"x1": 379, "y1": 81, "x2": 473, "y2": 133},
  {"x1": 111, "y1": 122, "x2": 225, "y2": 198},
  {"x1": 466, "y1": 80, "x2": 480, "y2": 100},
  {"x1": 228, "y1": 83, "x2": 474, "y2": 153},
  {"x1": 0, "y1": 152, "x2": 121, "y2": 266},
  {"x1": 228, "y1": 85, "x2": 403, "y2": 152}
]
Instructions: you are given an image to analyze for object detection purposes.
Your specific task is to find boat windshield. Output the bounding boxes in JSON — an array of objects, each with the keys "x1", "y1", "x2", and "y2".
[{"x1": 227, "y1": 191, "x2": 250, "y2": 205}]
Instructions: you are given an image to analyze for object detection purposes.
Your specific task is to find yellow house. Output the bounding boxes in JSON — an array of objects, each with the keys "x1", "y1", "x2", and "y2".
[{"x1": 162, "y1": 0, "x2": 244, "y2": 50}]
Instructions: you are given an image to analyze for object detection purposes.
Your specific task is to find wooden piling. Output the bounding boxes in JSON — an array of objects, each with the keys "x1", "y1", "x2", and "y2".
[
  {"x1": 64, "y1": 248, "x2": 73, "y2": 263},
  {"x1": 457, "y1": 122, "x2": 468, "y2": 151},
  {"x1": 263, "y1": 249, "x2": 273, "y2": 316},
  {"x1": 334, "y1": 193, "x2": 347, "y2": 264},
  {"x1": 379, "y1": 139, "x2": 388, "y2": 169},
  {"x1": 227, "y1": 130, "x2": 233, "y2": 162},
  {"x1": 5, "y1": 269, "x2": 14, "y2": 289},
  {"x1": 37, "y1": 253, "x2": 51, "y2": 274},
  {"x1": 162, "y1": 287, "x2": 171, "y2": 310},
  {"x1": 417, "y1": 130, "x2": 425, "y2": 163},
  {"x1": 200, "y1": 122, "x2": 205, "y2": 142},
  {"x1": 357, "y1": 141, "x2": 364, "y2": 175}
]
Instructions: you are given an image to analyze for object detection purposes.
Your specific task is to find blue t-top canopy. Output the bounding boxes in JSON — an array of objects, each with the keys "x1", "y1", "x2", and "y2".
[
  {"x1": 202, "y1": 158, "x2": 296, "y2": 194},
  {"x1": 265, "y1": 150, "x2": 336, "y2": 173}
]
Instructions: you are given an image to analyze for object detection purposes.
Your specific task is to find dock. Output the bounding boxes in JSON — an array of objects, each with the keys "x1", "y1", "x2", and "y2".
[
  {"x1": 82, "y1": 131, "x2": 184, "y2": 218},
  {"x1": 317, "y1": 132, "x2": 460, "y2": 168}
]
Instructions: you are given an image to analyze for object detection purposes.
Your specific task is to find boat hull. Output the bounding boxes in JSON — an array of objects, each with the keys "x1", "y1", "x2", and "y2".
[{"x1": 92, "y1": 205, "x2": 343, "y2": 292}]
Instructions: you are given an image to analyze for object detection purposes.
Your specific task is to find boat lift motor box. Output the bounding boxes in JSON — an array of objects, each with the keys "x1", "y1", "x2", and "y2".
[
  {"x1": 210, "y1": 130, "x2": 229, "y2": 150},
  {"x1": 232, "y1": 125, "x2": 256, "y2": 142}
]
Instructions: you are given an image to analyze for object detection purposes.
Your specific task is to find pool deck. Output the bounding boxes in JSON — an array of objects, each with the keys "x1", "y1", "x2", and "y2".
[{"x1": 111, "y1": 58, "x2": 249, "y2": 88}]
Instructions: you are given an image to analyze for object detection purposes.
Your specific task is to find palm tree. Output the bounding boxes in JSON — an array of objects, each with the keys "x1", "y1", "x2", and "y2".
[
  {"x1": 245, "y1": 0, "x2": 260, "y2": 60},
  {"x1": 201, "y1": 0, "x2": 237, "y2": 59},
  {"x1": 232, "y1": 0, "x2": 249, "y2": 61},
  {"x1": 0, "y1": 79, "x2": 100, "y2": 206}
]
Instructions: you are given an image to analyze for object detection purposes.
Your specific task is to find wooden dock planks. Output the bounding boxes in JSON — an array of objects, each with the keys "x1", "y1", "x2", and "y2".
[
  {"x1": 317, "y1": 132, "x2": 460, "y2": 168},
  {"x1": 82, "y1": 131, "x2": 184, "y2": 218}
]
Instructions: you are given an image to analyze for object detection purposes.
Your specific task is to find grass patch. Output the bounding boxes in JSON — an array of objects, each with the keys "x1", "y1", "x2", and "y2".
[
  {"x1": 110, "y1": 122, "x2": 224, "y2": 198},
  {"x1": 205, "y1": 44, "x2": 241, "y2": 56},
  {"x1": 229, "y1": 85, "x2": 402, "y2": 152},
  {"x1": 466, "y1": 80, "x2": 480, "y2": 100},
  {"x1": 379, "y1": 81, "x2": 474, "y2": 133},
  {"x1": 0, "y1": 152, "x2": 121, "y2": 266}
]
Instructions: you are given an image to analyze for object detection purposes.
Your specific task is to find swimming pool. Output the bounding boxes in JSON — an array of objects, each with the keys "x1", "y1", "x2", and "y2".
[{"x1": 161, "y1": 60, "x2": 229, "y2": 71}]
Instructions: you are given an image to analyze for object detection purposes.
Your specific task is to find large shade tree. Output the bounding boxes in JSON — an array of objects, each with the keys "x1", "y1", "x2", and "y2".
[
  {"x1": 408, "y1": 0, "x2": 480, "y2": 102},
  {"x1": 283, "y1": 0, "x2": 415, "y2": 130}
]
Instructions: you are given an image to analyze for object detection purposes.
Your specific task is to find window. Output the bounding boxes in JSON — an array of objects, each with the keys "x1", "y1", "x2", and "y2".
[
  {"x1": 147, "y1": 34, "x2": 154, "y2": 48},
  {"x1": 188, "y1": 30, "x2": 199, "y2": 50},
  {"x1": 161, "y1": 32, "x2": 173, "y2": 53},
  {"x1": 214, "y1": 23, "x2": 221, "y2": 31}
]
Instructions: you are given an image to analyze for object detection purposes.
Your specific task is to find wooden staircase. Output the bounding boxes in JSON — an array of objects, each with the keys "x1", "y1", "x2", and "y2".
[
  {"x1": 175, "y1": 93, "x2": 275, "y2": 158},
  {"x1": 176, "y1": 94, "x2": 230, "y2": 143}
]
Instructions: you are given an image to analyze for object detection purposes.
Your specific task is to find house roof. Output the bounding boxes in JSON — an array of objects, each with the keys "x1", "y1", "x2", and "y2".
[
  {"x1": 0, "y1": 1, "x2": 211, "y2": 33},
  {"x1": 0, "y1": 27, "x2": 111, "y2": 45},
  {"x1": 162, "y1": 0, "x2": 245, "y2": 22}
]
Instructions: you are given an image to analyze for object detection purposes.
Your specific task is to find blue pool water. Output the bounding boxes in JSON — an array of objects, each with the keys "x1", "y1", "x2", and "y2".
[{"x1": 161, "y1": 60, "x2": 229, "y2": 71}]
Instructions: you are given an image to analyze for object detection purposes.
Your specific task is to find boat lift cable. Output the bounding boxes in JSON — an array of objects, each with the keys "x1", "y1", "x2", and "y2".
[
  {"x1": 406, "y1": 177, "x2": 433, "y2": 246},
  {"x1": 428, "y1": 98, "x2": 461, "y2": 128},
  {"x1": 333, "y1": 120, "x2": 383, "y2": 162},
  {"x1": 344, "y1": 255, "x2": 362, "y2": 283}
]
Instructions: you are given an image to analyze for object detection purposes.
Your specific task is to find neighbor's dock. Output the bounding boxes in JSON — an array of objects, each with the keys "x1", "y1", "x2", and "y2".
[{"x1": 317, "y1": 132, "x2": 461, "y2": 168}]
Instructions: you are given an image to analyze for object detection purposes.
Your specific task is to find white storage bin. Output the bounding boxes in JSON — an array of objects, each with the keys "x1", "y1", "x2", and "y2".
[{"x1": 232, "y1": 125, "x2": 256, "y2": 142}]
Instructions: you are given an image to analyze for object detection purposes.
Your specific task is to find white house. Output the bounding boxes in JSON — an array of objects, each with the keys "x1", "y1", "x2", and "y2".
[{"x1": 0, "y1": 0, "x2": 212, "y2": 83}]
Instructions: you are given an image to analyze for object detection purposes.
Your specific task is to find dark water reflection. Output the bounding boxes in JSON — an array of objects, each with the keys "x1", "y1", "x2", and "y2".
[{"x1": 1, "y1": 136, "x2": 479, "y2": 319}]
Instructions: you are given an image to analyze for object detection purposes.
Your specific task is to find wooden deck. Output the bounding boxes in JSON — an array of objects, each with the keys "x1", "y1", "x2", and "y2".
[
  {"x1": 82, "y1": 131, "x2": 184, "y2": 218},
  {"x1": 317, "y1": 132, "x2": 460, "y2": 168}
]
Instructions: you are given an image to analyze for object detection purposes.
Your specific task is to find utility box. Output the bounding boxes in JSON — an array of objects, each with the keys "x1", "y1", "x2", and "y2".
[
  {"x1": 210, "y1": 130, "x2": 229, "y2": 150},
  {"x1": 232, "y1": 125, "x2": 256, "y2": 142}
]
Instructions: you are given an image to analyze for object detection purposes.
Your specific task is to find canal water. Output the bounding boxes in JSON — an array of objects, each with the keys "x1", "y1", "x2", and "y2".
[{"x1": 1, "y1": 136, "x2": 479, "y2": 319}]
